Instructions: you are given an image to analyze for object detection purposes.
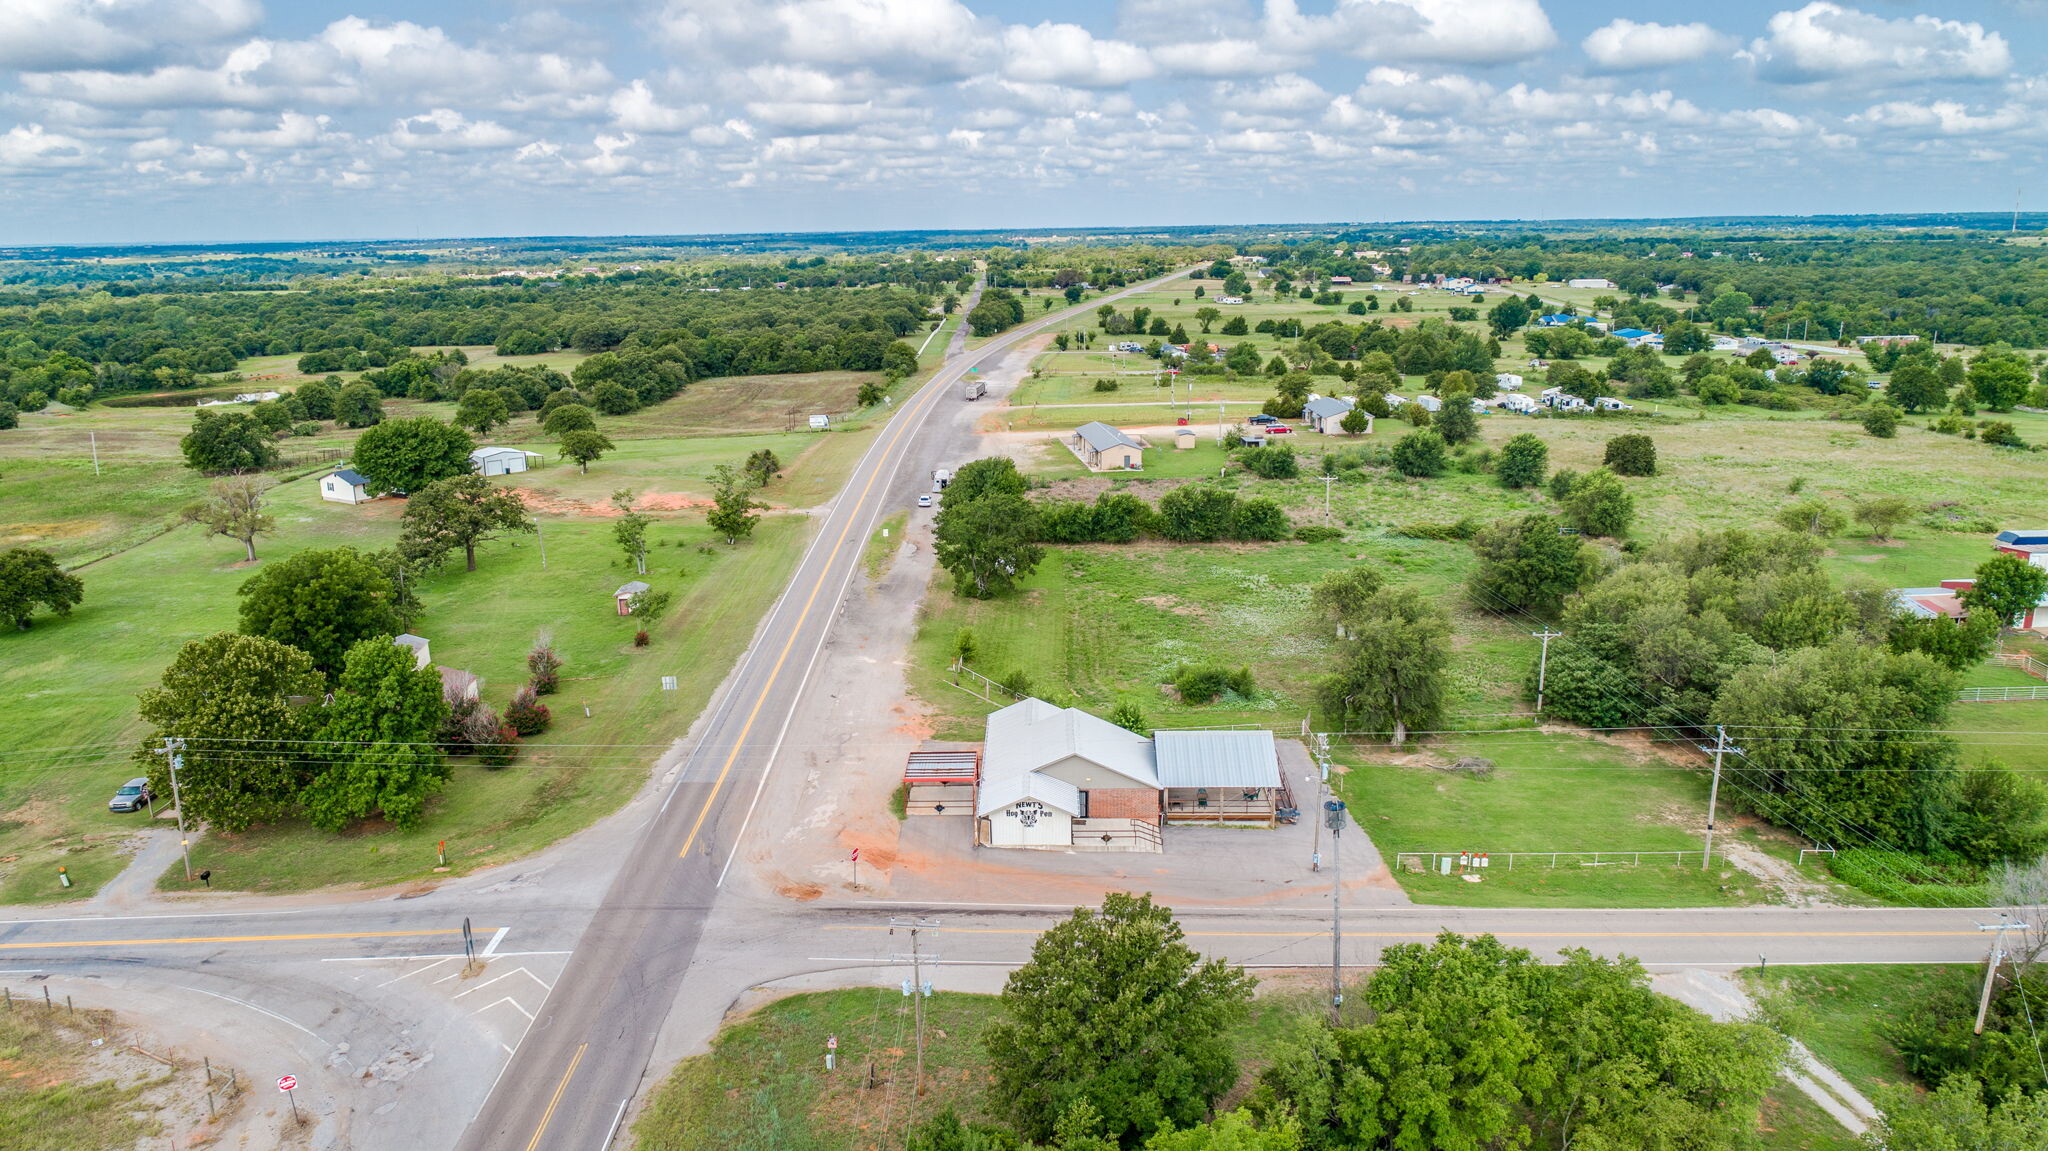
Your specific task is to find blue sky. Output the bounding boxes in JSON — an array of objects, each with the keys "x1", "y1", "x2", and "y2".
[{"x1": 2, "y1": 1, "x2": 2045, "y2": 243}]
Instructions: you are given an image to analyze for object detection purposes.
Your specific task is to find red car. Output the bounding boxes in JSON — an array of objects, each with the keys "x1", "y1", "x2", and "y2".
[{"x1": 1265, "y1": 424, "x2": 1294, "y2": 434}]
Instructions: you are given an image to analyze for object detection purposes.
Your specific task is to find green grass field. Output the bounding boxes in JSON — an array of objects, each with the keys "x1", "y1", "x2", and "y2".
[
  {"x1": 1743, "y1": 964, "x2": 1969, "y2": 1094},
  {"x1": 0, "y1": 394, "x2": 856, "y2": 898},
  {"x1": 1334, "y1": 733, "x2": 1791, "y2": 907}
]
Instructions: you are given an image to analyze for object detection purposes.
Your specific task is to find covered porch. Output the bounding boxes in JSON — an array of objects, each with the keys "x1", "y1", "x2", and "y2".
[{"x1": 1164, "y1": 787, "x2": 1281, "y2": 826}]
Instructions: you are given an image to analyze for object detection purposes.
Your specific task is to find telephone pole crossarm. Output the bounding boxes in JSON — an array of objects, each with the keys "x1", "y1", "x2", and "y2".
[{"x1": 1698, "y1": 726, "x2": 1744, "y2": 870}]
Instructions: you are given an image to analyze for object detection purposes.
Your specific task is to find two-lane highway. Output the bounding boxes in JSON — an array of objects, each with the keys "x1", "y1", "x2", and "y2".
[{"x1": 455, "y1": 272, "x2": 1193, "y2": 1151}]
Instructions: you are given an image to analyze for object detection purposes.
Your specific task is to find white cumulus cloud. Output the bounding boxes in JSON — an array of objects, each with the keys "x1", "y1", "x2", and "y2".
[
  {"x1": 1746, "y1": 3, "x2": 2010, "y2": 85},
  {"x1": 1582, "y1": 20, "x2": 1726, "y2": 73},
  {"x1": 0, "y1": 0, "x2": 261, "y2": 72}
]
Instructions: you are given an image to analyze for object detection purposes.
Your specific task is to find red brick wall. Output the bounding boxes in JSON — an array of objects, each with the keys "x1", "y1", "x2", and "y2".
[{"x1": 1085, "y1": 788, "x2": 1161, "y2": 821}]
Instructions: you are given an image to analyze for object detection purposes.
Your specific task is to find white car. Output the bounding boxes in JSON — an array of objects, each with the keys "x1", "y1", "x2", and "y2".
[{"x1": 917, "y1": 494, "x2": 933, "y2": 508}]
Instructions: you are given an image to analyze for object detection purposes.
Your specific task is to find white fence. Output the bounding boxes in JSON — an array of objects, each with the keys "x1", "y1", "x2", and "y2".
[
  {"x1": 1397, "y1": 849, "x2": 1725, "y2": 873},
  {"x1": 1991, "y1": 652, "x2": 2048, "y2": 680},
  {"x1": 1956, "y1": 686, "x2": 2048, "y2": 703}
]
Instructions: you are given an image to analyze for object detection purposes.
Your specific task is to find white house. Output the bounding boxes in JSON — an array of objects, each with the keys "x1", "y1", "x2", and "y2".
[
  {"x1": 1495, "y1": 373, "x2": 1524, "y2": 391},
  {"x1": 393, "y1": 634, "x2": 431, "y2": 671},
  {"x1": 1416, "y1": 394, "x2": 1442, "y2": 413},
  {"x1": 1303, "y1": 395, "x2": 1357, "y2": 434},
  {"x1": 1567, "y1": 278, "x2": 1617, "y2": 290},
  {"x1": 320, "y1": 468, "x2": 374, "y2": 504},
  {"x1": 471, "y1": 446, "x2": 539, "y2": 476}
]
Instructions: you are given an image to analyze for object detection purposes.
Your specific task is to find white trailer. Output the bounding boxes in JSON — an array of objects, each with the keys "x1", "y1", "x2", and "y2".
[
  {"x1": 962, "y1": 378, "x2": 987, "y2": 401},
  {"x1": 932, "y1": 468, "x2": 953, "y2": 492}
]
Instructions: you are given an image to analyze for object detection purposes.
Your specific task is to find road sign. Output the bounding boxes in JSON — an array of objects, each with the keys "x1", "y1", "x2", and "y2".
[
  {"x1": 276, "y1": 1075, "x2": 297, "y2": 1092},
  {"x1": 850, "y1": 848, "x2": 860, "y2": 862}
]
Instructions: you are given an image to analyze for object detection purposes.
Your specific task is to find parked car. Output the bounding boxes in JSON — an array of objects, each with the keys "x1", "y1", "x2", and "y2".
[
  {"x1": 108, "y1": 777, "x2": 153, "y2": 813},
  {"x1": 916, "y1": 494, "x2": 933, "y2": 508},
  {"x1": 1265, "y1": 424, "x2": 1294, "y2": 434},
  {"x1": 1246, "y1": 413, "x2": 1279, "y2": 425}
]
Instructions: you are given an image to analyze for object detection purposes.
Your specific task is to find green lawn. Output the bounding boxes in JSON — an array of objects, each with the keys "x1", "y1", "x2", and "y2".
[
  {"x1": 1335, "y1": 733, "x2": 1785, "y2": 907},
  {"x1": 0, "y1": 410, "x2": 833, "y2": 899},
  {"x1": 1742, "y1": 964, "x2": 1971, "y2": 1094}
]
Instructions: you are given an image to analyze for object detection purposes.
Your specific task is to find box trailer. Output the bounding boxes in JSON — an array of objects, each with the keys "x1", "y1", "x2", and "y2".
[{"x1": 962, "y1": 378, "x2": 987, "y2": 401}]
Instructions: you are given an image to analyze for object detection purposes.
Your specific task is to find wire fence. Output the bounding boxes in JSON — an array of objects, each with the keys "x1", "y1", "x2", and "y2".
[
  {"x1": 1991, "y1": 652, "x2": 2048, "y2": 681},
  {"x1": 1396, "y1": 849, "x2": 1728, "y2": 873}
]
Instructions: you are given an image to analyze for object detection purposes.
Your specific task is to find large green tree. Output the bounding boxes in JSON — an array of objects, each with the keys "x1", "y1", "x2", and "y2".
[
  {"x1": 1870, "y1": 1079, "x2": 2048, "y2": 1151},
  {"x1": 935, "y1": 491, "x2": 1043, "y2": 597},
  {"x1": 1468, "y1": 515, "x2": 1602, "y2": 617},
  {"x1": 944, "y1": 456, "x2": 1030, "y2": 506},
  {"x1": 1960, "y1": 552, "x2": 2048, "y2": 629},
  {"x1": 1885, "y1": 359, "x2": 1947, "y2": 412},
  {"x1": 185, "y1": 475, "x2": 274, "y2": 562},
  {"x1": 1494, "y1": 433, "x2": 1547, "y2": 489},
  {"x1": 0, "y1": 547, "x2": 84, "y2": 630},
  {"x1": 1315, "y1": 586, "x2": 1450, "y2": 744},
  {"x1": 558, "y1": 428, "x2": 615, "y2": 473},
  {"x1": 399, "y1": 473, "x2": 535, "y2": 572},
  {"x1": 985, "y1": 893, "x2": 1255, "y2": 1144},
  {"x1": 455, "y1": 386, "x2": 510, "y2": 435},
  {"x1": 135, "y1": 632, "x2": 323, "y2": 831},
  {"x1": 1563, "y1": 468, "x2": 1634, "y2": 537},
  {"x1": 302, "y1": 636, "x2": 450, "y2": 831},
  {"x1": 236, "y1": 546, "x2": 401, "y2": 677},
  {"x1": 352, "y1": 417, "x2": 476, "y2": 494},
  {"x1": 1970, "y1": 349, "x2": 2034, "y2": 412},
  {"x1": 180, "y1": 409, "x2": 278, "y2": 474}
]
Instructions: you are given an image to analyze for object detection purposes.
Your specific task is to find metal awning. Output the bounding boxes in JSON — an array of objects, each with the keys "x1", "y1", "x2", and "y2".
[{"x1": 904, "y1": 750, "x2": 979, "y2": 784}]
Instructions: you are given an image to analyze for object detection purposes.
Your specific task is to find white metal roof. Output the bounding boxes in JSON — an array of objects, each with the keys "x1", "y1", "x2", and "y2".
[
  {"x1": 983, "y1": 698, "x2": 1159, "y2": 790},
  {"x1": 470, "y1": 446, "x2": 535, "y2": 461},
  {"x1": 1303, "y1": 396, "x2": 1352, "y2": 419},
  {"x1": 975, "y1": 771, "x2": 1082, "y2": 818},
  {"x1": 1154, "y1": 729, "x2": 1282, "y2": 790}
]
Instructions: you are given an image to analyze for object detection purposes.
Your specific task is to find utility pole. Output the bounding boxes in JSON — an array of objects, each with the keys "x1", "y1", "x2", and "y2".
[
  {"x1": 89, "y1": 432, "x2": 100, "y2": 477},
  {"x1": 536, "y1": 519, "x2": 547, "y2": 570},
  {"x1": 1324, "y1": 800, "x2": 1347, "y2": 1024},
  {"x1": 1531, "y1": 630, "x2": 1562, "y2": 715},
  {"x1": 155, "y1": 738, "x2": 194, "y2": 881},
  {"x1": 1975, "y1": 917, "x2": 2029, "y2": 1033},
  {"x1": 1320, "y1": 475, "x2": 1336, "y2": 518},
  {"x1": 889, "y1": 917, "x2": 939, "y2": 1096},
  {"x1": 1699, "y1": 726, "x2": 1744, "y2": 870}
]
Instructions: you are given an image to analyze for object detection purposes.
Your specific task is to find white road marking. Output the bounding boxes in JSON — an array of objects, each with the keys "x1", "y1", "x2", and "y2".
[
  {"x1": 477, "y1": 995, "x2": 536, "y2": 1021},
  {"x1": 482, "y1": 927, "x2": 509, "y2": 957},
  {"x1": 179, "y1": 985, "x2": 322, "y2": 1041},
  {"x1": 374, "y1": 956, "x2": 459, "y2": 988},
  {"x1": 322, "y1": 950, "x2": 572, "y2": 962}
]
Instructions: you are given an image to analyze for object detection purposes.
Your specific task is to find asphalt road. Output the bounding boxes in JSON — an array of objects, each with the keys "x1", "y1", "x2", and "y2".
[{"x1": 452, "y1": 274, "x2": 1194, "y2": 1151}]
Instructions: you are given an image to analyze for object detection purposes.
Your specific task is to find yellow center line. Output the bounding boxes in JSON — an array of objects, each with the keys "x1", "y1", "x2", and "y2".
[
  {"x1": 0, "y1": 927, "x2": 485, "y2": 951},
  {"x1": 524, "y1": 1041, "x2": 588, "y2": 1151},
  {"x1": 674, "y1": 361, "x2": 933, "y2": 860},
  {"x1": 821, "y1": 925, "x2": 1980, "y2": 940}
]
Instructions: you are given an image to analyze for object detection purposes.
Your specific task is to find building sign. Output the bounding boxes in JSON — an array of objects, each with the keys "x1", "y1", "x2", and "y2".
[{"x1": 1006, "y1": 800, "x2": 1049, "y2": 827}]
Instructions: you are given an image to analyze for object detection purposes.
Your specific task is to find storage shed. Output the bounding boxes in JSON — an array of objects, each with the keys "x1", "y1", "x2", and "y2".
[
  {"x1": 614, "y1": 580, "x2": 651, "y2": 615},
  {"x1": 470, "y1": 446, "x2": 538, "y2": 476},
  {"x1": 320, "y1": 469, "x2": 374, "y2": 504}
]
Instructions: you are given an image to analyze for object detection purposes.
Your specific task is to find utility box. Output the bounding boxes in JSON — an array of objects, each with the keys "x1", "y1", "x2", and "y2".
[{"x1": 808, "y1": 414, "x2": 830, "y2": 430}]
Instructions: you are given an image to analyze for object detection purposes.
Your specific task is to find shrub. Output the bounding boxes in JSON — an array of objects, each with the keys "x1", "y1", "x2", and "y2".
[
  {"x1": 290, "y1": 421, "x2": 322, "y2": 437},
  {"x1": 1390, "y1": 429, "x2": 1448, "y2": 477},
  {"x1": 1156, "y1": 485, "x2": 1237, "y2": 541},
  {"x1": 506, "y1": 685, "x2": 552, "y2": 736},
  {"x1": 474, "y1": 723, "x2": 520, "y2": 768},
  {"x1": 1495, "y1": 433, "x2": 1548, "y2": 489},
  {"x1": 1602, "y1": 433, "x2": 1658, "y2": 476},
  {"x1": 1548, "y1": 467, "x2": 1581, "y2": 500},
  {"x1": 1109, "y1": 701, "x2": 1147, "y2": 734},
  {"x1": 1294, "y1": 525, "x2": 1343, "y2": 542},
  {"x1": 527, "y1": 642, "x2": 563, "y2": 695},
  {"x1": 1980, "y1": 421, "x2": 2026, "y2": 448},
  {"x1": 998, "y1": 668, "x2": 1034, "y2": 699},
  {"x1": 1396, "y1": 517, "x2": 1481, "y2": 541},
  {"x1": 439, "y1": 697, "x2": 480, "y2": 751},
  {"x1": 1174, "y1": 663, "x2": 1255, "y2": 704},
  {"x1": 1861, "y1": 404, "x2": 1900, "y2": 439},
  {"x1": 1932, "y1": 413, "x2": 1966, "y2": 434},
  {"x1": 1564, "y1": 468, "x2": 1635, "y2": 537},
  {"x1": 1228, "y1": 497, "x2": 1290, "y2": 541},
  {"x1": 1828, "y1": 849, "x2": 1989, "y2": 908},
  {"x1": 633, "y1": 629, "x2": 650, "y2": 647},
  {"x1": 1237, "y1": 444, "x2": 1298, "y2": 479},
  {"x1": 1092, "y1": 378, "x2": 1119, "y2": 392}
]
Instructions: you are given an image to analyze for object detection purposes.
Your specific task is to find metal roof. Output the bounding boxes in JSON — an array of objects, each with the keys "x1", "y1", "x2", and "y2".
[
  {"x1": 330, "y1": 468, "x2": 370, "y2": 486},
  {"x1": 1996, "y1": 530, "x2": 2048, "y2": 546},
  {"x1": 393, "y1": 634, "x2": 428, "y2": 649},
  {"x1": 983, "y1": 698, "x2": 1158, "y2": 790},
  {"x1": 1154, "y1": 729, "x2": 1281, "y2": 790},
  {"x1": 1074, "y1": 421, "x2": 1142, "y2": 453},
  {"x1": 905, "y1": 750, "x2": 979, "y2": 784},
  {"x1": 976, "y1": 772, "x2": 1082, "y2": 818},
  {"x1": 614, "y1": 580, "x2": 651, "y2": 597},
  {"x1": 1303, "y1": 397, "x2": 1352, "y2": 419},
  {"x1": 470, "y1": 446, "x2": 531, "y2": 460}
]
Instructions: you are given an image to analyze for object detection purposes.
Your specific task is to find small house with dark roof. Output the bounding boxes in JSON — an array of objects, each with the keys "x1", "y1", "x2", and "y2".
[
  {"x1": 320, "y1": 468, "x2": 374, "y2": 504},
  {"x1": 1069, "y1": 421, "x2": 1145, "y2": 471},
  {"x1": 614, "y1": 580, "x2": 651, "y2": 616},
  {"x1": 1303, "y1": 395, "x2": 1358, "y2": 434}
]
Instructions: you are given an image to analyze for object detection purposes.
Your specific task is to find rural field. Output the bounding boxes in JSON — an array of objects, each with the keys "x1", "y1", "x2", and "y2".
[{"x1": 0, "y1": 356, "x2": 925, "y2": 899}]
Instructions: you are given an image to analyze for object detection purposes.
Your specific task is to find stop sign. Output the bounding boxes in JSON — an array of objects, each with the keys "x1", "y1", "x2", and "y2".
[{"x1": 276, "y1": 1075, "x2": 297, "y2": 1092}]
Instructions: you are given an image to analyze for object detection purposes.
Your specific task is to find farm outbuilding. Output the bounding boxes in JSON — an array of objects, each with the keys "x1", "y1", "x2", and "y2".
[
  {"x1": 1069, "y1": 421, "x2": 1145, "y2": 472},
  {"x1": 471, "y1": 446, "x2": 540, "y2": 476},
  {"x1": 614, "y1": 580, "x2": 650, "y2": 615},
  {"x1": 393, "y1": 634, "x2": 431, "y2": 670},
  {"x1": 320, "y1": 469, "x2": 374, "y2": 504}
]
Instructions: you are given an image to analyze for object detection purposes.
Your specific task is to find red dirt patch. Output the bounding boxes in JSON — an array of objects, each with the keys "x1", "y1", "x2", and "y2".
[
  {"x1": 515, "y1": 490, "x2": 712, "y2": 516},
  {"x1": 778, "y1": 880, "x2": 825, "y2": 901}
]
